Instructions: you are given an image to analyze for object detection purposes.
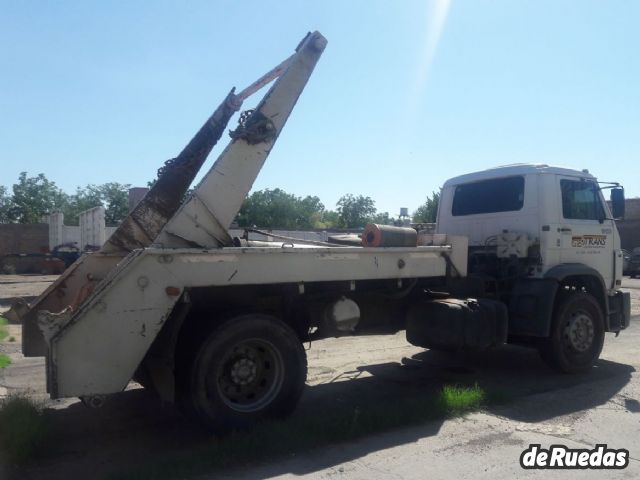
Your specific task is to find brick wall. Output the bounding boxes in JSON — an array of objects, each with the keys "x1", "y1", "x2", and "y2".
[
  {"x1": 607, "y1": 198, "x2": 640, "y2": 250},
  {"x1": 0, "y1": 224, "x2": 49, "y2": 256},
  {"x1": 616, "y1": 219, "x2": 640, "y2": 251},
  {"x1": 624, "y1": 198, "x2": 640, "y2": 219}
]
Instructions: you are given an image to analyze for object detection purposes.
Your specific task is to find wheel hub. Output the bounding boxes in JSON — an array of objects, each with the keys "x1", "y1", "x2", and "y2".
[
  {"x1": 214, "y1": 339, "x2": 285, "y2": 413},
  {"x1": 564, "y1": 312, "x2": 595, "y2": 352},
  {"x1": 230, "y1": 358, "x2": 258, "y2": 385}
]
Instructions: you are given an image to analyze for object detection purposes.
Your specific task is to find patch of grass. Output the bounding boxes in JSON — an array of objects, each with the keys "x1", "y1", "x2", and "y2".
[
  {"x1": 9, "y1": 336, "x2": 16, "y2": 342},
  {"x1": 0, "y1": 354, "x2": 11, "y2": 369},
  {"x1": 0, "y1": 395, "x2": 49, "y2": 465},
  {"x1": 109, "y1": 384, "x2": 493, "y2": 480},
  {"x1": 0, "y1": 316, "x2": 9, "y2": 342},
  {"x1": 439, "y1": 384, "x2": 485, "y2": 414}
]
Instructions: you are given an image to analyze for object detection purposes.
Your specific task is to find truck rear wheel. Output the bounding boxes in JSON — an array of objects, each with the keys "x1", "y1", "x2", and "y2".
[
  {"x1": 539, "y1": 292, "x2": 604, "y2": 374},
  {"x1": 188, "y1": 314, "x2": 307, "y2": 432}
]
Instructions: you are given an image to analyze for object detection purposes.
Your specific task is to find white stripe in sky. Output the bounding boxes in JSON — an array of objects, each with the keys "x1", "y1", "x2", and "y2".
[{"x1": 412, "y1": 0, "x2": 452, "y2": 99}]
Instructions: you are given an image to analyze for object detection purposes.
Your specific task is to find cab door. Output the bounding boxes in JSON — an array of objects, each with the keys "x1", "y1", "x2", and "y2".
[{"x1": 557, "y1": 176, "x2": 615, "y2": 289}]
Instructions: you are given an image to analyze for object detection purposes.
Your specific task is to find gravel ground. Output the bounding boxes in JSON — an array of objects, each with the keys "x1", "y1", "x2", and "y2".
[{"x1": 1, "y1": 275, "x2": 639, "y2": 479}]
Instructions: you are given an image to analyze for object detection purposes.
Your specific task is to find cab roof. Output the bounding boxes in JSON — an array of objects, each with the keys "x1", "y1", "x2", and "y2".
[{"x1": 443, "y1": 163, "x2": 596, "y2": 187}]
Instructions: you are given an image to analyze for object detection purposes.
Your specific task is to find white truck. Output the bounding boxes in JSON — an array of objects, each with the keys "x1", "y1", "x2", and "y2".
[{"x1": 16, "y1": 31, "x2": 630, "y2": 432}]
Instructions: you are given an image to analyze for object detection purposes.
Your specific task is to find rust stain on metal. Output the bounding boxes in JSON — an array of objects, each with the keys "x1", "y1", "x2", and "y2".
[{"x1": 165, "y1": 286, "x2": 181, "y2": 297}]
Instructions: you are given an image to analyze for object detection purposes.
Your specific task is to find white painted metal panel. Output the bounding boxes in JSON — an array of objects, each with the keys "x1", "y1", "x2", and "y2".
[
  {"x1": 49, "y1": 238, "x2": 466, "y2": 398},
  {"x1": 437, "y1": 173, "x2": 540, "y2": 246}
]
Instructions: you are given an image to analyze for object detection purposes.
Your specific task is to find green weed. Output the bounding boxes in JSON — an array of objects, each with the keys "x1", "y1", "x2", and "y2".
[
  {"x1": 0, "y1": 395, "x2": 49, "y2": 464},
  {"x1": 0, "y1": 317, "x2": 9, "y2": 342},
  {"x1": 109, "y1": 384, "x2": 492, "y2": 480},
  {"x1": 0, "y1": 354, "x2": 10, "y2": 369}
]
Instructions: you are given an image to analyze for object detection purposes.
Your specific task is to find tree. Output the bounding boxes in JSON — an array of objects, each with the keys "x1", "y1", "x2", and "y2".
[
  {"x1": 8, "y1": 172, "x2": 68, "y2": 223},
  {"x1": 413, "y1": 191, "x2": 440, "y2": 223},
  {"x1": 99, "y1": 183, "x2": 130, "y2": 225},
  {"x1": 237, "y1": 188, "x2": 327, "y2": 229},
  {"x1": 315, "y1": 210, "x2": 340, "y2": 229},
  {"x1": 61, "y1": 183, "x2": 130, "y2": 226},
  {"x1": 63, "y1": 185, "x2": 104, "y2": 225},
  {"x1": 237, "y1": 188, "x2": 298, "y2": 229},
  {"x1": 0, "y1": 186, "x2": 11, "y2": 223},
  {"x1": 1, "y1": 173, "x2": 131, "y2": 225},
  {"x1": 298, "y1": 195, "x2": 325, "y2": 229},
  {"x1": 371, "y1": 211, "x2": 395, "y2": 225},
  {"x1": 336, "y1": 194, "x2": 377, "y2": 228}
]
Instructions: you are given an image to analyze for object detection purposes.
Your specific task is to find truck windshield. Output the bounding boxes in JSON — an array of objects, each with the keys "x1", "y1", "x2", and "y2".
[
  {"x1": 452, "y1": 176, "x2": 525, "y2": 216},
  {"x1": 560, "y1": 179, "x2": 605, "y2": 220}
]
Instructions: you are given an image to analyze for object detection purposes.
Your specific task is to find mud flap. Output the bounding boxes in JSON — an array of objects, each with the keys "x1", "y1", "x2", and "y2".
[{"x1": 607, "y1": 291, "x2": 630, "y2": 332}]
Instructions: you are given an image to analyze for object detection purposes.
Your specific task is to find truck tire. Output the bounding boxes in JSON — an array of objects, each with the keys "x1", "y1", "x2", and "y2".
[
  {"x1": 188, "y1": 314, "x2": 307, "y2": 432},
  {"x1": 539, "y1": 292, "x2": 604, "y2": 374}
]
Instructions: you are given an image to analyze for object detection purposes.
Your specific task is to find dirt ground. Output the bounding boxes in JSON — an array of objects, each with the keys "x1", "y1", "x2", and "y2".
[
  {"x1": 0, "y1": 275, "x2": 57, "y2": 315},
  {"x1": 1, "y1": 276, "x2": 639, "y2": 479}
]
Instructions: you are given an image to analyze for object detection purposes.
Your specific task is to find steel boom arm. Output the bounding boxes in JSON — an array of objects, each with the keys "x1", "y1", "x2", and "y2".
[{"x1": 155, "y1": 32, "x2": 327, "y2": 248}]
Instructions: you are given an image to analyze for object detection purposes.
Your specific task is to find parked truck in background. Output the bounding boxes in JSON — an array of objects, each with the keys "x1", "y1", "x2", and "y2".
[
  {"x1": 627, "y1": 247, "x2": 640, "y2": 278},
  {"x1": 14, "y1": 31, "x2": 630, "y2": 432}
]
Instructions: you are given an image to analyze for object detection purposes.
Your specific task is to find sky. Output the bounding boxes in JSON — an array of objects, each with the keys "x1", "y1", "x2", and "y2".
[{"x1": 1, "y1": 0, "x2": 638, "y2": 216}]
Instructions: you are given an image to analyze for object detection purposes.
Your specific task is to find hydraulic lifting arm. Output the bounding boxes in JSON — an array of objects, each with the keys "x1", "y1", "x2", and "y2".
[
  {"x1": 155, "y1": 32, "x2": 327, "y2": 248},
  {"x1": 19, "y1": 31, "x2": 327, "y2": 357}
]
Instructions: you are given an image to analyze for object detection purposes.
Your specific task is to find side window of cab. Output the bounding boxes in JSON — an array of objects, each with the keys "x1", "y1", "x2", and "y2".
[
  {"x1": 452, "y1": 176, "x2": 525, "y2": 216},
  {"x1": 560, "y1": 179, "x2": 605, "y2": 221}
]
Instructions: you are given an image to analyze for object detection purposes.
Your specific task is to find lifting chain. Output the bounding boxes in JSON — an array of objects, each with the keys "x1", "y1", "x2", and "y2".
[
  {"x1": 156, "y1": 155, "x2": 202, "y2": 179},
  {"x1": 229, "y1": 109, "x2": 277, "y2": 145},
  {"x1": 156, "y1": 109, "x2": 276, "y2": 179}
]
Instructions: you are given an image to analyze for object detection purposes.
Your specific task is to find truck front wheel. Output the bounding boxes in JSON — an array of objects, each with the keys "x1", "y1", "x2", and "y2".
[
  {"x1": 539, "y1": 292, "x2": 604, "y2": 374},
  {"x1": 188, "y1": 314, "x2": 307, "y2": 432}
]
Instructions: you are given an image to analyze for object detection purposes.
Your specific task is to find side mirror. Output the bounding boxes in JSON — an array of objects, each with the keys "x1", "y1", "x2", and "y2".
[{"x1": 610, "y1": 187, "x2": 625, "y2": 219}]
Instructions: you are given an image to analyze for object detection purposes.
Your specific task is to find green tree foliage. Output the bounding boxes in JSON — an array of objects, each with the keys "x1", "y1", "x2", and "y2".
[
  {"x1": 8, "y1": 173, "x2": 68, "y2": 223},
  {"x1": 97, "y1": 183, "x2": 130, "y2": 225},
  {"x1": 237, "y1": 188, "x2": 330, "y2": 229},
  {"x1": 64, "y1": 183, "x2": 131, "y2": 226},
  {"x1": 336, "y1": 194, "x2": 377, "y2": 228},
  {"x1": 2, "y1": 172, "x2": 407, "y2": 231},
  {"x1": 298, "y1": 195, "x2": 326, "y2": 229},
  {"x1": 371, "y1": 211, "x2": 396, "y2": 225},
  {"x1": 317, "y1": 210, "x2": 340, "y2": 229},
  {"x1": 1, "y1": 173, "x2": 130, "y2": 226},
  {"x1": 63, "y1": 185, "x2": 103, "y2": 225},
  {"x1": 237, "y1": 190, "x2": 389, "y2": 229},
  {"x1": 413, "y1": 191, "x2": 440, "y2": 223},
  {"x1": 0, "y1": 186, "x2": 11, "y2": 223}
]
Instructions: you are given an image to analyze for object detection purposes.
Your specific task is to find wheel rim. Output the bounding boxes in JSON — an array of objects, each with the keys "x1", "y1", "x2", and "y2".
[
  {"x1": 563, "y1": 311, "x2": 595, "y2": 353},
  {"x1": 212, "y1": 338, "x2": 285, "y2": 413}
]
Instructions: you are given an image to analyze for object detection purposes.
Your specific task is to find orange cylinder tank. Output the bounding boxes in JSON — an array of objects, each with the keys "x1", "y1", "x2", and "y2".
[{"x1": 361, "y1": 224, "x2": 418, "y2": 247}]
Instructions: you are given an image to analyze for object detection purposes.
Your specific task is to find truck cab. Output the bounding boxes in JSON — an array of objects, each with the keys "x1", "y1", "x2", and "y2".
[
  {"x1": 438, "y1": 164, "x2": 622, "y2": 287},
  {"x1": 435, "y1": 164, "x2": 630, "y2": 370}
]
